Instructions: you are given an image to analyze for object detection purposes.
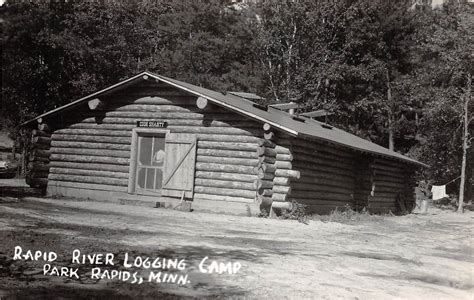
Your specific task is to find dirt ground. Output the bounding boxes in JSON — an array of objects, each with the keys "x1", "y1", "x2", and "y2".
[{"x1": 0, "y1": 189, "x2": 473, "y2": 299}]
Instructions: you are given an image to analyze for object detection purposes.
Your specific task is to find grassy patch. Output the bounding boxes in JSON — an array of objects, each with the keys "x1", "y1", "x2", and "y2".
[{"x1": 310, "y1": 205, "x2": 391, "y2": 224}]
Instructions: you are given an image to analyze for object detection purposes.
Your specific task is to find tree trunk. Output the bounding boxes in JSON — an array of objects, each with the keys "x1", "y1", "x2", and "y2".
[
  {"x1": 458, "y1": 73, "x2": 471, "y2": 213},
  {"x1": 386, "y1": 68, "x2": 395, "y2": 151}
]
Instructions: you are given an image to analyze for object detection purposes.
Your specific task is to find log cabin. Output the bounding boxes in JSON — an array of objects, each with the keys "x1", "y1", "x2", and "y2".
[{"x1": 22, "y1": 71, "x2": 426, "y2": 215}]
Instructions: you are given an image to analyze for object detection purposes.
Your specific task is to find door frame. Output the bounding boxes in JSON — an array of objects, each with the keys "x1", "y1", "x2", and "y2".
[{"x1": 127, "y1": 128, "x2": 170, "y2": 195}]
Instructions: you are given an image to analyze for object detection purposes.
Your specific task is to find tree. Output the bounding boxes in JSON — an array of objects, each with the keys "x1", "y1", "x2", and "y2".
[{"x1": 411, "y1": 0, "x2": 473, "y2": 209}]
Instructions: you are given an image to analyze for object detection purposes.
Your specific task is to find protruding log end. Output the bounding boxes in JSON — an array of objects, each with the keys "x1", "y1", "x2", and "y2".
[
  {"x1": 263, "y1": 123, "x2": 271, "y2": 132},
  {"x1": 263, "y1": 131, "x2": 274, "y2": 140},
  {"x1": 88, "y1": 98, "x2": 105, "y2": 111},
  {"x1": 38, "y1": 123, "x2": 50, "y2": 132},
  {"x1": 196, "y1": 97, "x2": 209, "y2": 110}
]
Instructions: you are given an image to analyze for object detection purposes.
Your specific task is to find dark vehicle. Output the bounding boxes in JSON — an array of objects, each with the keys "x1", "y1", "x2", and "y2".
[{"x1": 0, "y1": 153, "x2": 18, "y2": 178}]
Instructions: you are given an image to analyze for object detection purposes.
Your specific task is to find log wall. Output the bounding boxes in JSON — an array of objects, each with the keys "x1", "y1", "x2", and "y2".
[
  {"x1": 283, "y1": 137, "x2": 357, "y2": 214},
  {"x1": 46, "y1": 80, "x2": 261, "y2": 204},
  {"x1": 369, "y1": 158, "x2": 416, "y2": 213},
  {"x1": 26, "y1": 129, "x2": 52, "y2": 188}
]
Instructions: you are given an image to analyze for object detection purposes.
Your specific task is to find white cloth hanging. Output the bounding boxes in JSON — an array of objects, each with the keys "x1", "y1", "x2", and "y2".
[{"x1": 431, "y1": 185, "x2": 447, "y2": 200}]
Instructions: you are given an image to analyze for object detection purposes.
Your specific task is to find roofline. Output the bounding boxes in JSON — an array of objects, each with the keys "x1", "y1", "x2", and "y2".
[
  {"x1": 21, "y1": 72, "x2": 148, "y2": 127},
  {"x1": 20, "y1": 71, "x2": 426, "y2": 167},
  {"x1": 147, "y1": 72, "x2": 299, "y2": 136},
  {"x1": 298, "y1": 132, "x2": 428, "y2": 168}
]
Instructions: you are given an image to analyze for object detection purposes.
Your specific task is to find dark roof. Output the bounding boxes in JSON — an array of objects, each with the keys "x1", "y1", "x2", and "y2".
[{"x1": 22, "y1": 71, "x2": 426, "y2": 167}]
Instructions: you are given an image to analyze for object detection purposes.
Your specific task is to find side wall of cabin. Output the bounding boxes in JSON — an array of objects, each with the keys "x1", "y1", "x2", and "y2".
[{"x1": 261, "y1": 132, "x2": 417, "y2": 215}]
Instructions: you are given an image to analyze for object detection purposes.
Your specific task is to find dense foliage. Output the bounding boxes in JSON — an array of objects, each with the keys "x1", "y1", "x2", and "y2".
[{"x1": 1, "y1": 0, "x2": 472, "y2": 199}]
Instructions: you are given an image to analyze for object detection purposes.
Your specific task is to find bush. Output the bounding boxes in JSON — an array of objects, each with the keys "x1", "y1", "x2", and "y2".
[{"x1": 279, "y1": 201, "x2": 309, "y2": 224}]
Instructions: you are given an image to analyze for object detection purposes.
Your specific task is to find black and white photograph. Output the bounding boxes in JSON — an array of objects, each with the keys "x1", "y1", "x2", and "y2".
[{"x1": 0, "y1": 0, "x2": 472, "y2": 299}]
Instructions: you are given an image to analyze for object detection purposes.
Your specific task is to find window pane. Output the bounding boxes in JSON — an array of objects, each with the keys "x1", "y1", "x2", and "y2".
[
  {"x1": 139, "y1": 136, "x2": 153, "y2": 165},
  {"x1": 137, "y1": 167, "x2": 146, "y2": 188},
  {"x1": 155, "y1": 169, "x2": 163, "y2": 190},
  {"x1": 152, "y1": 137, "x2": 166, "y2": 166},
  {"x1": 146, "y1": 168, "x2": 155, "y2": 189}
]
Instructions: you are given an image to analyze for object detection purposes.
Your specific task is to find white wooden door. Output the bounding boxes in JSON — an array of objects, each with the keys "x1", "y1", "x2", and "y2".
[{"x1": 161, "y1": 134, "x2": 197, "y2": 198}]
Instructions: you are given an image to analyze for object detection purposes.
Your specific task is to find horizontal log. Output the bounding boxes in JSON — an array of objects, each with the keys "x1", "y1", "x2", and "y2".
[
  {"x1": 113, "y1": 104, "x2": 197, "y2": 113},
  {"x1": 196, "y1": 134, "x2": 260, "y2": 143},
  {"x1": 373, "y1": 185, "x2": 406, "y2": 194},
  {"x1": 197, "y1": 141, "x2": 257, "y2": 152},
  {"x1": 52, "y1": 134, "x2": 131, "y2": 144},
  {"x1": 197, "y1": 156, "x2": 257, "y2": 167},
  {"x1": 279, "y1": 137, "x2": 354, "y2": 159},
  {"x1": 292, "y1": 178, "x2": 354, "y2": 191},
  {"x1": 49, "y1": 161, "x2": 130, "y2": 173},
  {"x1": 194, "y1": 178, "x2": 255, "y2": 190},
  {"x1": 272, "y1": 185, "x2": 291, "y2": 194},
  {"x1": 27, "y1": 177, "x2": 48, "y2": 187},
  {"x1": 257, "y1": 147, "x2": 277, "y2": 157},
  {"x1": 274, "y1": 161, "x2": 292, "y2": 170},
  {"x1": 274, "y1": 169, "x2": 300, "y2": 179},
  {"x1": 31, "y1": 149, "x2": 50, "y2": 157},
  {"x1": 113, "y1": 96, "x2": 195, "y2": 106},
  {"x1": 49, "y1": 174, "x2": 128, "y2": 186},
  {"x1": 48, "y1": 180, "x2": 127, "y2": 193},
  {"x1": 297, "y1": 165, "x2": 354, "y2": 179},
  {"x1": 194, "y1": 171, "x2": 256, "y2": 183},
  {"x1": 374, "y1": 181, "x2": 406, "y2": 189},
  {"x1": 29, "y1": 171, "x2": 49, "y2": 178},
  {"x1": 257, "y1": 172, "x2": 275, "y2": 180},
  {"x1": 50, "y1": 154, "x2": 129, "y2": 165},
  {"x1": 51, "y1": 147, "x2": 130, "y2": 158},
  {"x1": 55, "y1": 128, "x2": 132, "y2": 137},
  {"x1": 271, "y1": 193, "x2": 287, "y2": 202},
  {"x1": 372, "y1": 168, "x2": 408, "y2": 180},
  {"x1": 32, "y1": 136, "x2": 51, "y2": 145},
  {"x1": 289, "y1": 190, "x2": 352, "y2": 201},
  {"x1": 31, "y1": 143, "x2": 50, "y2": 150},
  {"x1": 273, "y1": 177, "x2": 290, "y2": 186},
  {"x1": 193, "y1": 193, "x2": 254, "y2": 203},
  {"x1": 257, "y1": 139, "x2": 275, "y2": 148},
  {"x1": 293, "y1": 154, "x2": 353, "y2": 172},
  {"x1": 28, "y1": 162, "x2": 50, "y2": 172},
  {"x1": 254, "y1": 179, "x2": 273, "y2": 190},
  {"x1": 274, "y1": 145, "x2": 291, "y2": 155},
  {"x1": 258, "y1": 156, "x2": 276, "y2": 164},
  {"x1": 32, "y1": 129, "x2": 51, "y2": 137},
  {"x1": 194, "y1": 186, "x2": 256, "y2": 199},
  {"x1": 275, "y1": 153, "x2": 293, "y2": 161},
  {"x1": 373, "y1": 174, "x2": 406, "y2": 184},
  {"x1": 288, "y1": 198, "x2": 351, "y2": 207},
  {"x1": 195, "y1": 163, "x2": 255, "y2": 174},
  {"x1": 271, "y1": 201, "x2": 293, "y2": 210},
  {"x1": 29, "y1": 156, "x2": 50, "y2": 163},
  {"x1": 50, "y1": 167, "x2": 129, "y2": 179},
  {"x1": 197, "y1": 148, "x2": 258, "y2": 159},
  {"x1": 51, "y1": 141, "x2": 131, "y2": 151}
]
